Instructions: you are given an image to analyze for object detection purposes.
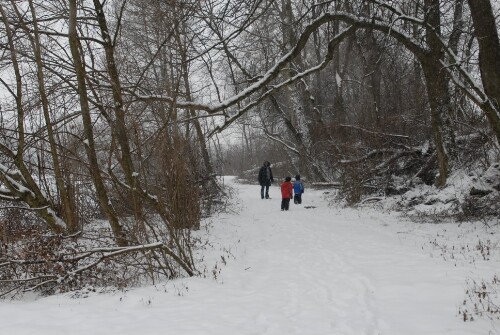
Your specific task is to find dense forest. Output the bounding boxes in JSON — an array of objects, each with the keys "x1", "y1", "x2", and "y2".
[{"x1": 0, "y1": 0, "x2": 499, "y2": 296}]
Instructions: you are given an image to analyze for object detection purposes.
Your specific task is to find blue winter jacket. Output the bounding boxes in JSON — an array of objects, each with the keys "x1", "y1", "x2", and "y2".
[{"x1": 293, "y1": 180, "x2": 304, "y2": 194}]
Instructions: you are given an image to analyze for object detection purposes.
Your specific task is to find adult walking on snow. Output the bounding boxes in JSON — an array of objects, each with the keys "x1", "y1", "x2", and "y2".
[{"x1": 258, "y1": 161, "x2": 274, "y2": 199}]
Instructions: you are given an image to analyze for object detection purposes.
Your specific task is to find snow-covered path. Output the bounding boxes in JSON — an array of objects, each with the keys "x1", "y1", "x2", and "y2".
[{"x1": 0, "y1": 177, "x2": 497, "y2": 334}]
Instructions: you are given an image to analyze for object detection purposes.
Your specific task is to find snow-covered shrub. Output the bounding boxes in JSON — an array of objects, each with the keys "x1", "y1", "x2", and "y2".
[
  {"x1": 0, "y1": 218, "x2": 199, "y2": 298},
  {"x1": 460, "y1": 163, "x2": 500, "y2": 220}
]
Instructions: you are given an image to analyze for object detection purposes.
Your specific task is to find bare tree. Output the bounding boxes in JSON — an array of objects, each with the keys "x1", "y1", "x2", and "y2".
[
  {"x1": 0, "y1": 3, "x2": 68, "y2": 234},
  {"x1": 68, "y1": 0, "x2": 128, "y2": 246}
]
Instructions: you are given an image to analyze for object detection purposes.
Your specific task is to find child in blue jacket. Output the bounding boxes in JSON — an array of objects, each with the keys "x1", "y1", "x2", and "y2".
[{"x1": 293, "y1": 174, "x2": 304, "y2": 204}]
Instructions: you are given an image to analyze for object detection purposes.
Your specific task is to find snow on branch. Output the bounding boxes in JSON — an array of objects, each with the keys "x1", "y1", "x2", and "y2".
[
  {"x1": 57, "y1": 242, "x2": 194, "y2": 279},
  {"x1": 0, "y1": 162, "x2": 67, "y2": 231},
  {"x1": 133, "y1": 9, "x2": 429, "y2": 141},
  {"x1": 0, "y1": 163, "x2": 35, "y2": 198},
  {"x1": 339, "y1": 124, "x2": 411, "y2": 140},
  {"x1": 263, "y1": 132, "x2": 300, "y2": 155},
  {"x1": 207, "y1": 26, "x2": 356, "y2": 137},
  {"x1": 371, "y1": 0, "x2": 425, "y2": 26},
  {"x1": 340, "y1": 148, "x2": 421, "y2": 165},
  {"x1": 1, "y1": 242, "x2": 195, "y2": 296},
  {"x1": 372, "y1": 0, "x2": 499, "y2": 118},
  {"x1": 135, "y1": 18, "x2": 357, "y2": 114}
]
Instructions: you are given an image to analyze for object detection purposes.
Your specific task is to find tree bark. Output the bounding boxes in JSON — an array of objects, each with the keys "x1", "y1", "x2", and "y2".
[
  {"x1": 92, "y1": 0, "x2": 136, "y2": 187},
  {"x1": 68, "y1": 0, "x2": 128, "y2": 246},
  {"x1": 174, "y1": 25, "x2": 215, "y2": 180},
  {"x1": 467, "y1": 0, "x2": 500, "y2": 143},
  {"x1": 0, "y1": 3, "x2": 67, "y2": 234},
  {"x1": 421, "y1": 61, "x2": 450, "y2": 187},
  {"x1": 423, "y1": 0, "x2": 453, "y2": 187},
  {"x1": 25, "y1": 0, "x2": 79, "y2": 233},
  {"x1": 90, "y1": 1, "x2": 193, "y2": 266}
]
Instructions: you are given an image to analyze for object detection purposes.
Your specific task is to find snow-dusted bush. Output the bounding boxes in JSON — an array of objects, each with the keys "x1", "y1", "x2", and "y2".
[{"x1": 0, "y1": 219, "x2": 191, "y2": 298}]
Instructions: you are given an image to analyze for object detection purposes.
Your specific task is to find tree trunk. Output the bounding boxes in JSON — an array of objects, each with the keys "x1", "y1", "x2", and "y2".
[
  {"x1": 467, "y1": 0, "x2": 500, "y2": 143},
  {"x1": 0, "y1": 3, "x2": 67, "y2": 234},
  {"x1": 24, "y1": 0, "x2": 79, "y2": 233},
  {"x1": 175, "y1": 28, "x2": 215, "y2": 180},
  {"x1": 423, "y1": 0, "x2": 453, "y2": 186},
  {"x1": 90, "y1": 1, "x2": 193, "y2": 266},
  {"x1": 68, "y1": 0, "x2": 127, "y2": 246},
  {"x1": 92, "y1": 0, "x2": 136, "y2": 186},
  {"x1": 421, "y1": 61, "x2": 450, "y2": 187},
  {"x1": 278, "y1": 0, "x2": 327, "y2": 181}
]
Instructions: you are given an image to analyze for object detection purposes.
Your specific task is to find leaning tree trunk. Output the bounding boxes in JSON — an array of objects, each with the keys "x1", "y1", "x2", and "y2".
[
  {"x1": 90, "y1": 0, "x2": 193, "y2": 266},
  {"x1": 25, "y1": 0, "x2": 79, "y2": 232},
  {"x1": 467, "y1": 0, "x2": 500, "y2": 144},
  {"x1": 68, "y1": 0, "x2": 128, "y2": 246},
  {"x1": 0, "y1": 4, "x2": 67, "y2": 234}
]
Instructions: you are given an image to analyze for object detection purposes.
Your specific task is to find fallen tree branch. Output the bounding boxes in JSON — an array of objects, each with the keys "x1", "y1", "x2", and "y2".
[{"x1": 1, "y1": 242, "x2": 195, "y2": 296}]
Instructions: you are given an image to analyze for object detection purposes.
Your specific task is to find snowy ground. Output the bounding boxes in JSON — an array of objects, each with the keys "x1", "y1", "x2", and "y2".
[{"x1": 1, "y1": 176, "x2": 499, "y2": 335}]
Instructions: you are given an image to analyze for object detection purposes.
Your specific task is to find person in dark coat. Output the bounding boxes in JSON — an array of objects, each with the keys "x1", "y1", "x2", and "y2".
[{"x1": 258, "y1": 161, "x2": 274, "y2": 199}]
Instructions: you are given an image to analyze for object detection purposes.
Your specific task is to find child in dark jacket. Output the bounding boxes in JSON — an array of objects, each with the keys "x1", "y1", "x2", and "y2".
[
  {"x1": 280, "y1": 176, "x2": 293, "y2": 211},
  {"x1": 293, "y1": 174, "x2": 304, "y2": 204}
]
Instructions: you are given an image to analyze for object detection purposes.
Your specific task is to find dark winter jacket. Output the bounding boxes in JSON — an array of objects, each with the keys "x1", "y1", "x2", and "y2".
[
  {"x1": 293, "y1": 180, "x2": 304, "y2": 194},
  {"x1": 258, "y1": 164, "x2": 274, "y2": 186},
  {"x1": 281, "y1": 181, "x2": 293, "y2": 199}
]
